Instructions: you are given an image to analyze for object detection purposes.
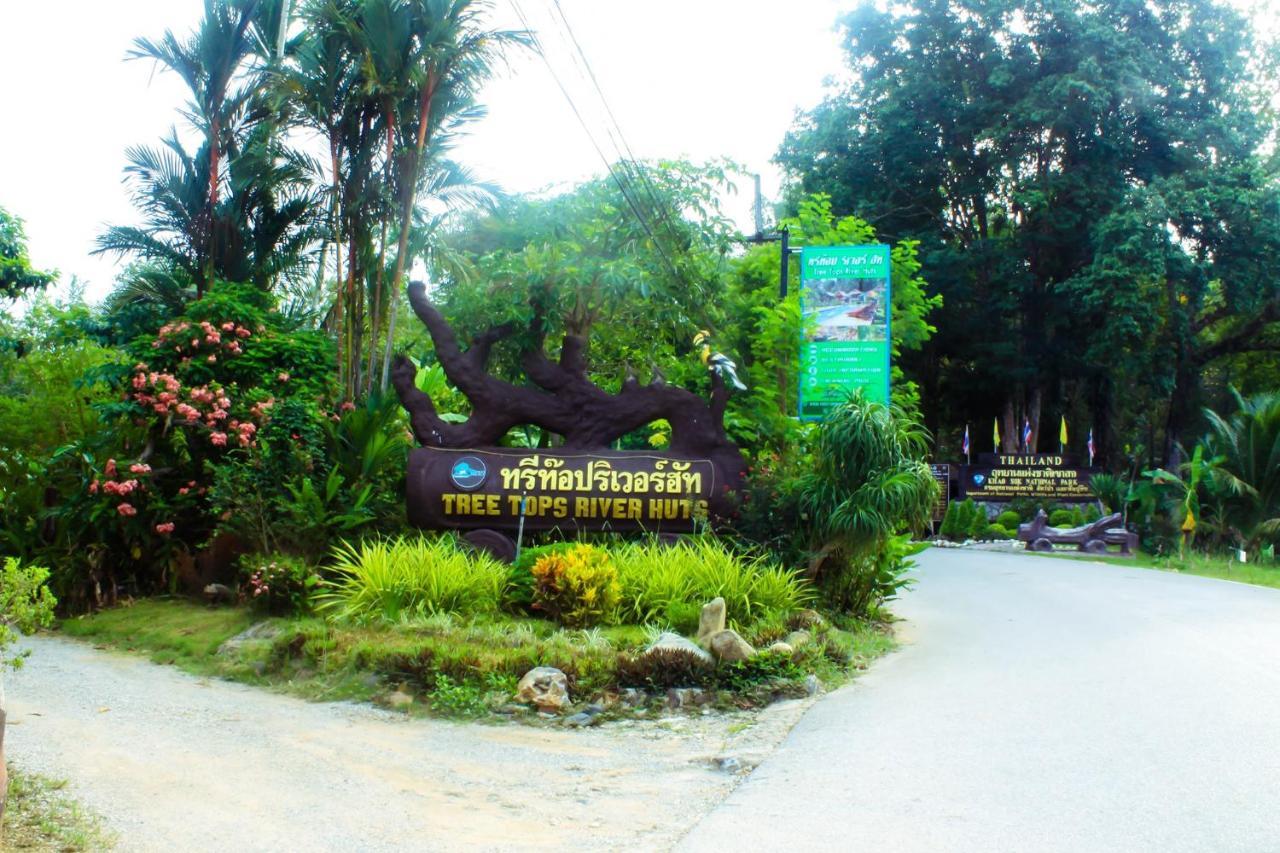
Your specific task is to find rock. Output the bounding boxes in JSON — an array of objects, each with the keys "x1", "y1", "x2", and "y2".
[
  {"x1": 495, "y1": 703, "x2": 530, "y2": 716},
  {"x1": 714, "y1": 756, "x2": 742, "y2": 774},
  {"x1": 564, "y1": 705, "x2": 604, "y2": 727},
  {"x1": 804, "y1": 674, "x2": 822, "y2": 696},
  {"x1": 709, "y1": 629, "x2": 756, "y2": 662},
  {"x1": 517, "y1": 666, "x2": 570, "y2": 713},
  {"x1": 217, "y1": 621, "x2": 282, "y2": 657},
  {"x1": 386, "y1": 689, "x2": 414, "y2": 709},
  {"x1": 766, "y1": 642, "x2": 795, "y2": 656},
  {"x1": 645, "y1": 632, "x2": 714, "y2": 665},
  {"x1": 791, "y1": 609, "x2": 827, "y2": 630},
  {"x1": 203, "y1": 583, "x2": 236, "y2": 606},
  {"x1": 696, "y1": 597, "x2": 727, "y2": 645},
  {"x1": 618, "y1": 687, "x2": 647, "y2": 707},
  {"x1": 665, "y1": 687, "x2": 709, "y2": 710},
  {"x1": 785, "y1": 630, "x2": 812, "y2": 649}
]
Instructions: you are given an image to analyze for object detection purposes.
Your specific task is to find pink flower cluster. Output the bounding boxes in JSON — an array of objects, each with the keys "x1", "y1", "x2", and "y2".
[
  {"x1": 152, "y1": 320, "x2": 252, "y2": 358},
  {"x1": 90, "y1": 457, "x2": 148, "y2": 519},
  {"x1": 129, "y1": 368, "x2": 263, "y2": 449}
]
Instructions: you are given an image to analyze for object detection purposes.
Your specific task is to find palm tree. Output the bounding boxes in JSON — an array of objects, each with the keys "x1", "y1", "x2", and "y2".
[
  {"x1": 1202, "y1": 390, "x2": 1280, "y2": 550},
  {"x1": 377, "y1": 0, "x2": 528, "y2": 390},
  {"x1": 128, "y1": 0, "x2": 264, "y2": 296},
  {"x1": 95, "y1": 128, "x2": 319, "y2": 298}
]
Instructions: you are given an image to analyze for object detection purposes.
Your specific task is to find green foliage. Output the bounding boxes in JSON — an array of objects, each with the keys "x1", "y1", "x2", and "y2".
[
  {"x1": 1048, "y1": 509, "x2": 1077, "y2": 528},
  {"x1": 985, "y1": 523, "x2": 1012, "y2": 540},
  {"x1": 1090, "y1": 474, "x2": 1127, "y2": 514},
  {"x1": 941, "y1": 499, "x2": 985, "y2": 541},
  {"x1": 611, "y1": 538, "x2": 813, "y2": 628},
  {"x1": 240, "y1": 553, "x2": 321, "y2": 616},
  {"x1": 320, "y1": 536, "x2": 508, "y2": 623},
  {"x1": 996, "y1": 510, "x2": 1021, "y2": 530},
  {"x1": 1201, "y1": 390, "x2": 1280, "y2": 549},
  {"x1": 713, "y1": 650, "x2": 804, "y2": 693},
  {"x1": 778, "y1": 0, "x2": 1279, "y2": 468},
  {"x1": 530, "y1": 544, "x2": 620, "y2": 628},
  {"x1": 0, "y1": 557, "x2": 57, "y2": 670},
  {"x1": 0, "y1": 206, "x2": 56, "y2": 300}
]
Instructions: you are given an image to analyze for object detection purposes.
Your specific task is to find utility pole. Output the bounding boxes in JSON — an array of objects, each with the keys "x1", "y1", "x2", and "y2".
[{"x1": 738, "y1": 174, "x2": 798, "y2": 300}]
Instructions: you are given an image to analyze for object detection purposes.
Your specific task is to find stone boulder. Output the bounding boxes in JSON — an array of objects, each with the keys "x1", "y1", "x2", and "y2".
[
  {"x1": 785, "y1": 630, "x2": 812, "y2": 649},
  {"x1": 646, "y1": 632, "x2": 714, "y2": 665},
  {"x1": 517, "y1": 666, "x2": 571, "y2": 713},
  {"x1": 696, "y1": 597, "x2": 726, "y2": 645},
  {"x1": 766, "y1": 641, "x2": 794, "y2": 656},
  {"x1": 708, "y1": 629, "x2": 756, "y2": 662}
]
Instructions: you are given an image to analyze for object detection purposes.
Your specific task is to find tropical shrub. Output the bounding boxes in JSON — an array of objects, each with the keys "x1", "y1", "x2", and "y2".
[
  {"x1": 611, "y1": 537, "x2": 813, "y2": 629},
  {"x1": 530, "y1": 544, "x2": 620, "y2": 628},
  {"x1": 996, "y1": 510, "x2": 1021, "y2": 531},
  {"x1": 321, "y1": 536, "x2": 507, "y2": 623},
  {"x1": 1089, "y1": 473, "x2": 1127, "y2": 514},
  {"x1": 1049, "y1": 509, "x2": 1077, "y2": 528},
  {"x1": 1202, "y1": 390, "x2": 1280, "y2": 549},
  {"x1": 614, "y1": 646, "x2": 714, "y2": 690},
  {"x1": 985, "y1": 523, "x2": 1012, "y2": 540},
  {"x1": 240, "y1": 553, "x2": 321, "y2": 616},
  {"x1": 0, "y1": 557, "x2": 57, "y2": 670}
]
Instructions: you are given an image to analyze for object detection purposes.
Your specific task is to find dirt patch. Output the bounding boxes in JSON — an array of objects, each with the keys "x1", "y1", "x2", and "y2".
[{"x1": 7, "y1": 636, "x2": 817, "y2": 851}]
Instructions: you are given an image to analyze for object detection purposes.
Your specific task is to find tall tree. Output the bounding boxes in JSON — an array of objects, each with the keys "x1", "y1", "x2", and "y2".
[{"x1": 778, "y1": 0, "x2": 1277, "y2": 466}]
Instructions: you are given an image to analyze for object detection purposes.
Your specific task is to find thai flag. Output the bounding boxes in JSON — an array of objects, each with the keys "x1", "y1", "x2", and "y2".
[
  {"x1": 1022, "y1": 418, "x2": 1032, "y2": 452},
  {"x1": 1087, "y1": 428, "x2": 1096, "y2": 465},
  {"x1": 962, "y1": 424, "x2": 970, "y2": 458}
]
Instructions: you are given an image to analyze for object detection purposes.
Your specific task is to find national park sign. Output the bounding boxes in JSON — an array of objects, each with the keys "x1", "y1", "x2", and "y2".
[
  {"x1": 960, "y1": 454, "x2": 1098, "y2": 502},
  {"x1": 390, "y1": 281, "x2": 746, "y2": 558}
]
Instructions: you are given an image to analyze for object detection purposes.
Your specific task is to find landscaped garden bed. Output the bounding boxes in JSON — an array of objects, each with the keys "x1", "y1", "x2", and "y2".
[{"x1": 59, "y1": 535, "x2": 896, "y2": 722}]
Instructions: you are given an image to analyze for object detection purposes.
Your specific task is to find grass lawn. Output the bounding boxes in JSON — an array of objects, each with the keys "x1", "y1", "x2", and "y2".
[
  {"x1": 57, "y1": 599, "x2": 894, "y2": 718},
  {"x1": 1030, "y1": 548, "x2": 1280, "y2": 592},
  {"x1": 3, "y1": 767, "x2": 112, "y2": 851}
]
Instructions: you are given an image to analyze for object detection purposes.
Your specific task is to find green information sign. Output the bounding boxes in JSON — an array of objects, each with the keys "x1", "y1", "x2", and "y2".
[{"x1": 799, "y1": 244, "x2": 891, "y2": 419}]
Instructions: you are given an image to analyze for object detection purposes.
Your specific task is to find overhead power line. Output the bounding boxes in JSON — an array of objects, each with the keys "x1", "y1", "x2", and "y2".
[
  {"x1": 507, "y1": 0, "x2": 682, "y2": 283},
  {"x1": 543, "y1": 0, "x2": 688, "y2": 255}
]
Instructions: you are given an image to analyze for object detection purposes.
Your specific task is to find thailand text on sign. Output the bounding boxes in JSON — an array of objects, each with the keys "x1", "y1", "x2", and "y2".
[
  {"x1": 799, "y1": 244, "x2": 892, "y2": 418},
  {"x1": 961, "y1": 455, "x2": 1097, "y2": 501},
  {"x1": 405, "y1": 447, "x2": 718, "y2": 533}
]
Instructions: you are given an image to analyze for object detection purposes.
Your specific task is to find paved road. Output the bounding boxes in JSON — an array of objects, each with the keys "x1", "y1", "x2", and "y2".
[{"x1": 680, "y1": 548, "x2": 1280, "y2": 852}]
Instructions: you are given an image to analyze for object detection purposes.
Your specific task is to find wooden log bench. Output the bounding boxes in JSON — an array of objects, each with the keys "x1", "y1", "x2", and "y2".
[{"x1": 1017, "y1": 510, "x2": 1138, "y2": 556}]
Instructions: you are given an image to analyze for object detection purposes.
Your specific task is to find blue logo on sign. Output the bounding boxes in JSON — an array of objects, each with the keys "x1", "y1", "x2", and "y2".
[
  {"x1": 450, "y1": 456, "x2": 487, "y2": 490},
  {"x1": 972, "y1": 473, "x2": 986, "y2": 486}
]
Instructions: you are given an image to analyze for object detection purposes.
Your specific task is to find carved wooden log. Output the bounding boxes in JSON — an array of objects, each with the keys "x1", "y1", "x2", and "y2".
[
  {"x1": 1017, "y1": 510, "x2": 1136, "y2": 556},
  {"x1": 392, "y1": 282, "x2": 747, "y2": 537}
]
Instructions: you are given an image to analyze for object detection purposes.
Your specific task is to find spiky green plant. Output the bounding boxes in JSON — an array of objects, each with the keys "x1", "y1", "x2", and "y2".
[
  {"x1": 612, "y1": 537, "x2": 813, "y2": 628},
  {"x1": 793, "y1": 390, "x2": 938, "y2": 613},
  {"x1": 320, "y1": 535, "x2": 507, "y2": 623}
]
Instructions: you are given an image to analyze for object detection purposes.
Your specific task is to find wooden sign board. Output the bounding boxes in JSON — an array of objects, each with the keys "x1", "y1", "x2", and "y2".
[{"x1": 406, "y1": 447, "x2": 725, "y2": 534}]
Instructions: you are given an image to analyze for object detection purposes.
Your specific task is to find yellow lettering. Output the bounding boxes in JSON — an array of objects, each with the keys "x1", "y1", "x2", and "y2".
[
  {"x1": 442, "y1": 494, "x2": 456, "y2": 514},
  {"x1": 553, "y1": 497, "x2": 568, "y2": 518}
]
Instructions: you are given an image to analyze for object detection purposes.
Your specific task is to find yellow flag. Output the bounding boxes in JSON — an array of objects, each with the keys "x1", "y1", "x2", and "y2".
[
  {"x1": 1059, "y1": 416, "x2": 1068, "y2": 447},
  {"x1": 993, "y1": 418, "x2": 1000, "y2": 450}
]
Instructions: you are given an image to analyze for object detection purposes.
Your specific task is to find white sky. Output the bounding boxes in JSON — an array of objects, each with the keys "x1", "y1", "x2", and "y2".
[{"x1": 0, "y1": 0, "x2": 850, "y2": 302}]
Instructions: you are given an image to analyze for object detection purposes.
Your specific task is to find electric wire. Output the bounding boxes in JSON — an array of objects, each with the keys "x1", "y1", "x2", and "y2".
[
  {"x1": 545, "y1": 0, "x2": 690, "y2": 256},
  {"x1": 507, "y1": 0, "x2": 682, "y2": 284}
]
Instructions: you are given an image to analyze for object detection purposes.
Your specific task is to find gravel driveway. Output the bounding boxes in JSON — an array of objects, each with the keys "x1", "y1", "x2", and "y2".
[{"x1": 6, "y1": 636, "x2": 812, "y2": 852}]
